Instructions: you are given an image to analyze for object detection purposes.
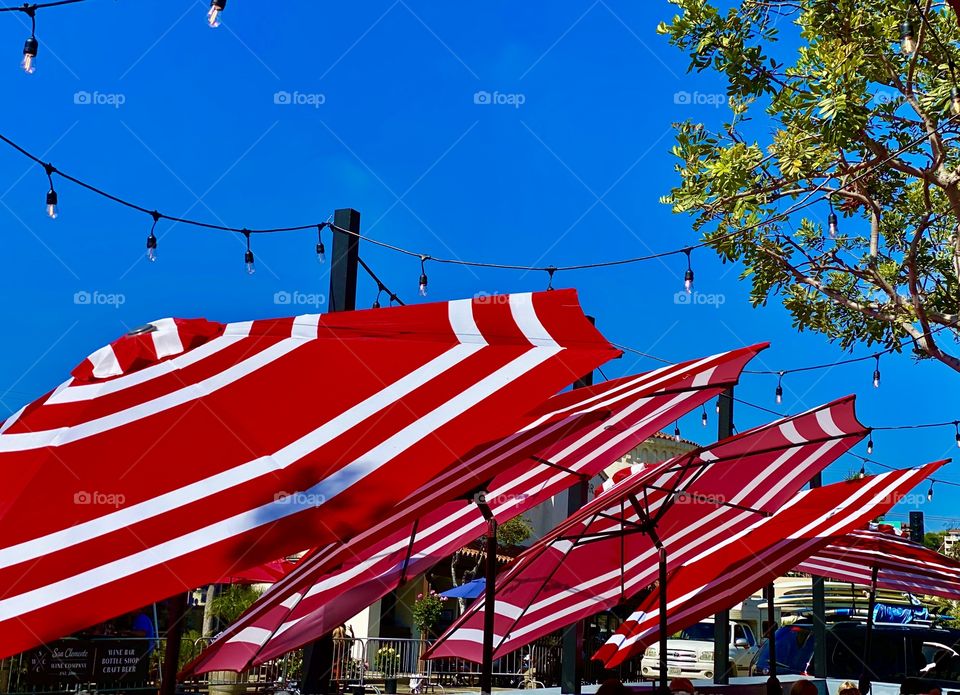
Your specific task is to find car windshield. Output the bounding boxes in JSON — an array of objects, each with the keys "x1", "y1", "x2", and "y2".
[{"x1": 676, "y1": 623, "x2": 715, "y2": 641}]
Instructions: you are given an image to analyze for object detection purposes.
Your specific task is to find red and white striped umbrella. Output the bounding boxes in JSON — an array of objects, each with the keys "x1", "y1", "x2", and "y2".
[
  {"x1": 183, "y1": 344, "x2": 765, "y2": 674},
  {"x1": 796, "y1": 527, "x2": 960, "y2": 601},
  {"x1": 0, "y1": 290, "x2": 618, "y2": 660},
  {"x1": 424, "y1": 398, "x2": 868, "y2": 663},
  {"x1": 594, "y1": 462, "x2": 947, "y2": 667}
]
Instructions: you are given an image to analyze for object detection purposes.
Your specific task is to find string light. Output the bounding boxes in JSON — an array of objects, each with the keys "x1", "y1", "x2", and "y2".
[
  {"x1": 21, "y1": 6, "x2": 36, "y2": 74},
  {"x1": 418, "y1": 256, "x2": 429, "y2": 297},
  {"x1": 900, "y1": 18, "x2": 916, "y2": 55},
  {"x1": 827, "y1": 196, "x2": 838, "y2": 238},
  {"x1": 43, "y1": 163, "x2": 57, "y2": 219},
  {"x1": 0, "y1": 1, "x2": 87, "y2": 74},
  {"x1": 715, "y1": 400, "x2": 721, "y2": 415},
  {"x1": 928, "y1": 481, "x2": 935, "y2": 502},
  {"x1": 701, "y1": 405, "x2": 708, "y2": 428},
  {"x1": 357, "y1": 256, "x2": 404, "y2": 309},
  {"x1": 243, "y1": 230, "x2": 255, "y2": 275},
  {"x1": 146, "y1": 211, "x2": 159, "y2": 262},
  {"x1": 866, "y1": 432, "x2": 874, "y2": 455},
  {"x1": 775, "y1": 371, "x2": 784, "y2": 404},
  {"x1": 859, "y1": 463, "x2": 866, "y2": 478},
  {"x1": 546, "y1": 266, "x2": 556, "y2": 291},
  {"x1": 872, "y1": 354, "x2": 881, "y2": 388},
  {"x1": 315, "y1": 223, "x2": 326, "y2": 265},
  {"x1": 954, "y1": 421, "x2": 960, "y2": 449},
  {"x1": 683, "y1": 248, "x2": 694, "y2": 294},
  {"x1": 207, "y1": 0, "x2": 225, "y2": 28},
  {"x1": 673, "y1": 421, "x2": 681, "y2": 442}
]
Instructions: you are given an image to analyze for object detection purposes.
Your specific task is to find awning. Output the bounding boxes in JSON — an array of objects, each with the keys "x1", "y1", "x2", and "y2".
[
  {"x1": 424, "y1": 397, "x2": 868, "y2": 663},
  {"x1": 594, "y1": 461, "x2": 946, "y2": 667},
  {"x1": 183, "y1": 344, "x2": 764, "y2": 674},
  {"x1": 0, "y1": 290, "x2": 618, "y2": 660},
  {"x1": 796, "y1": 527, "x2": 960, "y2": 601}
]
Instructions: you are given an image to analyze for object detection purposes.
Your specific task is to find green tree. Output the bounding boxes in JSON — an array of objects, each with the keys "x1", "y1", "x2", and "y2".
[
  {"x1": 661, "y1": 0, "x2": 959, "y2": 370},
  {"x1": 450, "y1": 515, "x2": 534, "y2": 611}
]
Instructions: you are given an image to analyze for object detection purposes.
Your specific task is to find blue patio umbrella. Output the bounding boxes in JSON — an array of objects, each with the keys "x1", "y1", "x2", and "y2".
[{"x1": 440, "y1": 578, "x2": 486, "y2": 599}]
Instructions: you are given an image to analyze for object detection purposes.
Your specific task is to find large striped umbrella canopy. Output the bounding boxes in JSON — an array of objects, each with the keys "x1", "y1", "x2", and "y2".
[
  {"x1": 0, "y1": 290, "x2": 619, "y2": 660},
  {"x1": 183, "y1": 344, "x2": 764, "y2": 674},
  {"x1": 796, "y1": 528, "x2": 960, "y2": 601},
  {"x1": 424, "y1": 398, "x2": 868, "y2": 663},
  {"x1": 594, "y1": 462, "x2": 947, "y2": 667}
]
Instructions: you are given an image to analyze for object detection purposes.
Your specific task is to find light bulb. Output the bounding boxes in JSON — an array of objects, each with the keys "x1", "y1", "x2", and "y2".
[
  {"x1": 775, "y1": 384, "x2": 783, "y2": 404},
  {"x1": 21, "y1": 37, "x2": 37, "y2": 74},
  {"x1": 316, "y1": 241, "x2": 325, "y2": 264},
  {"x1": 146, "y1": 232, "x2": 158, "y2": 262},
  {"x1": 419, "y1": 272, "x2": 428, "y2": 296},
  {"x1": 955, "y1": 432, "x2": 960, "y2": 449},
  {"x1": 715, "y1": 401, "x2": 720, "y2": 415},
  {"x1": 900, "y1": 20, "x2": 916, "y2": 55},
  {"x1": 867, "y1": 437, "x2": 874, "y2": 455},
  {"x1": 828, "y1": 211, "x2": 838, "y2": 238},
  {"x1": 873, "y1": 369, "x2": 880, "y2": 388},
  {"x1": 859, "y1": 464, "x2": 866, "y2": 479},
  {"x1": 701, "y1": 409, "x2": 708, "y2": 427},
  {"x1": 673, "y1": 424, "x2": 681, "y2": 442},
  {"x1": 244, "y1": 249, "x2": 255, "y2": 275},
  {"x1": 927, "y1": 483, "x2": 934, "y2": 502},
  {"x1": 45, "y1": 188, "x2": 58, "y2": 219},
  {"x1": 684, "y1": 269, "x2": 694, "y2": 294},
  {"x1": 207, "y1": 0, "x2": 225, "y2": 27}
]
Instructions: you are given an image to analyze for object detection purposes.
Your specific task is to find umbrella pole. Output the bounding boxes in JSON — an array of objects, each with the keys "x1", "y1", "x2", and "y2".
[
  {"x1": 765, "y1": 583, "x2": 781, "y2": 695},
  {"x1": 658, "y1": 546, "x2": 669, "y2": 695},
  {"x1": 478, "y1": 497, "x2": 497, "y2": 695},
  {"x1": 858, "y1": 566, "x2": 879, "y2": 695}
]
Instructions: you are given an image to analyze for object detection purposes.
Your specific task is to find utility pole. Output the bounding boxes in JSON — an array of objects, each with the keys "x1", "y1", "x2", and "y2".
[
  {"x1": 810, "y1": 472, "x2": 827, "y2": 678},
  {"x1": 713, "y1": 387, "x2": 733, "y2": 685},
  {"x1": 301, "y1": 208, "x2": 360, "y2": 695},
  {"x1": 561, "y1": 321, "x2": 594, "y2": 695}
]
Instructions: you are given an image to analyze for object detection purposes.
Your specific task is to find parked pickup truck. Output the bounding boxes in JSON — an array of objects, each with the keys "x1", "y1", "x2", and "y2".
[{"x1": 641, "y1": 618, "x2": 759, "y2": 681}]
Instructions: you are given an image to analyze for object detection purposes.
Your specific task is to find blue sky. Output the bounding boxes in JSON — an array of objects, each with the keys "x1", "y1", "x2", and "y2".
[{"x1": 0, "y1": 1, "x2": 957, "y2": 528}]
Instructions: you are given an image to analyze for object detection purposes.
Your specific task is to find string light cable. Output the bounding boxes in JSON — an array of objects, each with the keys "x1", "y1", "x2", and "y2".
[{"x1": 0, "y1": 105, "x2": 955, "y2": 286}]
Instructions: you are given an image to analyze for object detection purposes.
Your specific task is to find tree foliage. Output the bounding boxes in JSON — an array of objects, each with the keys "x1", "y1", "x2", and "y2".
[{"x1": 661, "y1": 0, "x2": 960, "y2": 370}]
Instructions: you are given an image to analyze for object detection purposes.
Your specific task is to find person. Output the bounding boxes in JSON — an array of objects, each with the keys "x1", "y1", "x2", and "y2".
[
  {"x1": 521, "y1": 655, "x2": 538, "y2": 689},
  {"x1": 595, "y1": 678, "x2": 630, "y2": 695},
  {"x1": 838, "y1": 681, "x2": 860, "y2": 695},
  {"x1": 789, "y1": 679, "x2": 819, "y2": 695},
  {"x1": 670, "y1": 677, "x2": 695, "y2": 695},
  {"x1": 126, "y1": 610, "x2": 156, "y2": 655}
]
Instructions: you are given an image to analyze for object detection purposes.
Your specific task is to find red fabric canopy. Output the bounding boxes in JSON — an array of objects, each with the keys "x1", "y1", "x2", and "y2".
[
  {"x1": 183, "y1": 344, "x2": 764, "y2": 674},
  {"x1": 796, "y1": 527, "x2": 960, "y2": 601},
  {"x1": 0, "y1": 290, "x2": 617, "y2": 659},
  {"x1": 594, "y1": 462, "x2": 946, "y2": 667},
  {"x1": 424, "y1": 397, "x2": 868, "y2": 663}
]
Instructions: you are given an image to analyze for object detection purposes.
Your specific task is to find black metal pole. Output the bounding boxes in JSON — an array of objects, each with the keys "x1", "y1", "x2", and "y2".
[
  {"x1": 160, "y1": 592, "x2": 189, "y2": 695},
  {"x1": 809, "y1": 472, "x2": 827, "y2": 678},
  {"x1": 765, "y1": 584, "x2": 781, "y2": 695},
  {"x1": 713, "y1": 387, "x2": 734, "y2": 684},
  {"x1": 301, "y1": 208, "x2": 360, "y2": 695},
  {"x1": 858, "y1": 566, "x2": 879, "y2": 695},
  {"x1": 561, "y1": 322, "x2": 594, "y2": 695},
  {"x1": 810, "y1": 473, "x2": 827, "y2": 678},
  {"x1": 658, "y1": 547, "x2": 670, "y2": 695},
  {"x1": 478, "y1": 497, "x2": 497, "y2": 695}
]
